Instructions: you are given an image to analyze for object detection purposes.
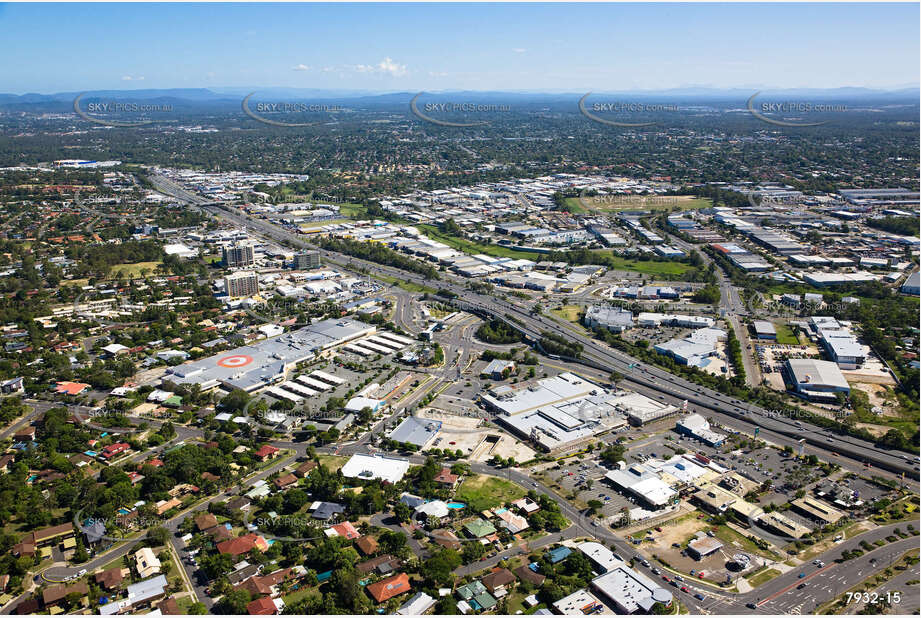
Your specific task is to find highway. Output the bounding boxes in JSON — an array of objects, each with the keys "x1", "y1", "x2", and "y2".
[{"x1": 148, "y1": 176, "x2": 919, "y2": 486}]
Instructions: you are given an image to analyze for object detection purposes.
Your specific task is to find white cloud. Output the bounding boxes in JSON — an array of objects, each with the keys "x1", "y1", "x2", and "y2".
[
  {"x1": 513, "y1": 48, "x2": 527, "y2": 54},
  {"x1": 354, "y1": 57, "x2": 407, "y2": 77},
  {"x1": 292, "y1": 64, "x2": 311, "y2": 72},
  {"x1": 121, "y1": 76, "x2": 145, "y2": 81}
]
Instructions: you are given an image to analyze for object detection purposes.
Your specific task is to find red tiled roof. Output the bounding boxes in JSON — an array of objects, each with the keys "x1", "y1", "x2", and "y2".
[
  {"x1": 246, "y1": 597, "x2": 277, "y2": 615},
  {"x1": 254, "y1": 445, "x2": 279, "y2": 458},
  {"x1": 366, "y1": 573, "x2": 410, "y2": 603},
  {"x1": 216, "y1": 533, "x2": 268, "y2": 557}
]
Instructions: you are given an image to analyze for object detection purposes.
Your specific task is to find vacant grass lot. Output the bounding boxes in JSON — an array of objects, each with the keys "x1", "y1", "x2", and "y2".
[
  {"x1": 746, "y1": 567, "x2": 781, "y2": 588},
  {"x1": 317, "y1": 455, "x2": 348, "y2": 472},
  {"x1": 455, "y1": 474, "x2": 526, "y2": 512},
  {"x1": 418, "y1": 225, "x2": 544, "y2": 260},
  {"x1": 604, "y1": 254, "x2": 692, "y2": 276},
  {"x1": 551, "y1": 304, "x2": 583, "y2": 323},
  {"x1": 339, "y1": 203, "x2": 370, "y2": 219},
  {"x1": 773, "y1": 322, "x2": 800, "y2": 345},
  {"x1": 372, "y1": 272, "x2": 436, "y2": 294},
  {"x1": 110, "y1": 261, "x2": 163, "y2": 278},
  {"x1": 566, "y1": 195, "x2": 712, "y2": 213}
]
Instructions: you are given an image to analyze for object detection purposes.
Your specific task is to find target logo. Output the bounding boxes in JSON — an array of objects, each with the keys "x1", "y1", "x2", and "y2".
[{"x1": 217, "y1": 355, "x2": 254, "y2": 368}]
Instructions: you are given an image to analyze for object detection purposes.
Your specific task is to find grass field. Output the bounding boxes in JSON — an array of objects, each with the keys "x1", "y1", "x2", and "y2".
[
  {"x1": 773, "y1": 322, "x2": 800, "y2": 345},
  {"x1": 418, "y1": 225, "x2": 544, "y2": 260},
  {"x1": 110, "y1": 261, "x2": 162, "y2": 278},
  {"x1": 551, "y1": 304, "x2": 584, "y2": 323},
  {"x1": 712, "y1": 524, "x2": 781, "y2": 560},
  {"x1": 283, "y1": 584, "x2": 322, "y2": 606},
  {"x1": 455, "y1": 474, "x2": 526, "y2": 512},
  {"x1": 565, "y1": 195, "x2": 712, "y2": 213},
  {"x1": 339, "y1": 203, "x2": 370, "y2": 219},
  {"x1": 317, "y1": 455, "x2": 348, "y2": 472},
  {"x1": 746, "y1": 567, "x2": 781, "y2": 588},
  {"x1": 372, "y1": 272, "x2": 437, "y2": 294},
  {"x1": 604, "y1": 254, "x2": 692, "y2": 276}
]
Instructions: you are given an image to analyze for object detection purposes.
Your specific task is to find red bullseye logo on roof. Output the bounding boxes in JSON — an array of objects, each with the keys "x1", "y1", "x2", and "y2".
[{"x1": 217, "y1": 355, "x2": 254, "y2": 368}]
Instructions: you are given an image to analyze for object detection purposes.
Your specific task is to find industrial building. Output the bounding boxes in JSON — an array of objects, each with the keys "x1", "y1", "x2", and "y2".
[
  {"x1": 755, "y1": 511, "x2": 811, "y2": 539},
  {"x1": 166, "y1": 318, "x2": 375, "y2": 391},
  {"x1": 618, "y1": 392, "x2": 680, "y2": 426},
  {"x1": 388, "y1": 416, "x2": 442, "y2": 449},
  {"x1": 901, "y1": 271, "x2": 920, "y2": 296},
  {"x1": 487, "y1": 373, "x2": 629, "y2": 452},
  {"x1": 604, "y1": 464, "x2": 677, "y2": 509},
  {"x1": 340, "y1": 453, "x2": 409, "y2": 484},
  {"x1": 784, "y1": 358, "x2": 850, "y2": 402},
  {"x1": 584, "y1": 305, "x2": 633, "y2": 333},
  {"x1": 654, "y1": 328, "x2": 726, "y2": 367},
  {"x1": 480, "y1": 372, "x2": 598, "y2": 416},
  {"x1": 687, "y1": 536, "x2": 724, "y2": 560},
  {"x1": 752, "y1": 321, "x2": 777, "y2": 340},
  {"x1": 675, "y1": 414, "x2": 725, "y2": 447},
  {"x1": 590, "y1": 563, "x2": 673, "y2": 614}
]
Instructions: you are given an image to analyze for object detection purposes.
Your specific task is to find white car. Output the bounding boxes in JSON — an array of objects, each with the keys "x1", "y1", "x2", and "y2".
[{"x1": 76, "y1": 569, "x2": 87, "y2": 577}]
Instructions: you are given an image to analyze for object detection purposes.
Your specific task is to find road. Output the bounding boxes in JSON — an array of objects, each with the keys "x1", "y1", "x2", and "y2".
[{"x1": 150, "y1": 183, "x2": 918, "y2": 484}]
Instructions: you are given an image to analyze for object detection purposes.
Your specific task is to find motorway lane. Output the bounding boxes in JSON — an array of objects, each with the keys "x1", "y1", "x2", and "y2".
[{"x1": 759, "y1": 534, "x2": 919, "y2": 615}]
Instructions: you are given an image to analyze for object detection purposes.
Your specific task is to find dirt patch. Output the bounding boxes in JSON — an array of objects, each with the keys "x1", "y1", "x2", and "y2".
[
  {"x1": 854, "y1": 423, "x2": 889, "y2": 438},
  {"x1": 418, "y1": 408, "x2": 536, "y2": 462}
]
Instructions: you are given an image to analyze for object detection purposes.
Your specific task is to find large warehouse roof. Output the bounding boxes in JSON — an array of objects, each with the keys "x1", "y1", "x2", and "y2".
[
  {"x1": 166, "y1": 318, "x2": 374, "y2": 391},
  {"x1": 787, "y1": 358, "x2": 850, "y2": 390}
]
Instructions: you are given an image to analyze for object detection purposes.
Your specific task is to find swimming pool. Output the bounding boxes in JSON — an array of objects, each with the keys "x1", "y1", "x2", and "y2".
[
  {"x1": 446, "y1": 502, "x2": 466, "y2": 509},
  {"x1": 117, "y1": 507, "x2": 131, "y2": 515}
]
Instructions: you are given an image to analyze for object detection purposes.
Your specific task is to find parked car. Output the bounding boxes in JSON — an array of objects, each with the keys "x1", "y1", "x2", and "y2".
[{"x1": 694, "y1": 593, "x2": 705, "y2": 601}]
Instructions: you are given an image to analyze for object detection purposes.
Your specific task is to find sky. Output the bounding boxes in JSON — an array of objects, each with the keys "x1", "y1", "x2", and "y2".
[{"x1": 1, "y1": 3, "x2": 918, "y2": 94}]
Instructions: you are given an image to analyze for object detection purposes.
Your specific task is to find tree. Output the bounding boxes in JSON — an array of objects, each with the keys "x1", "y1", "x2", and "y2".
[
  {"x1": 393, "y1": 502, "x2": 413, "y2": 523},
  {"x1": 147, "y1": 526, "x2": 170, "y2": 547},
  {"x1": 424, "y1": 548, "x2": 462, "y2": 585},
  {"x1": 331, "y1": 566, "x2": 365, "y2": 612},
  {"x1": 220, "y1": 389, "x2": 250, "y2": 413},
  {"x1": 215, "y1": 589, "x2": 251, "y2": 614},
  {"x1": 462, "y1": 541, "x2": 485, "y2": 563}
]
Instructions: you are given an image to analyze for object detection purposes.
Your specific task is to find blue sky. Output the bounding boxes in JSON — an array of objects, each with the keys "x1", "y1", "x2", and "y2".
[{"x1": 1, "y1": 3, "x2": 918, "y2": 93}]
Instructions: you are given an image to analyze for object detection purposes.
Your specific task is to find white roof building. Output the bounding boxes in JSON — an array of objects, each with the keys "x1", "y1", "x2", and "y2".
[{"x1": 341, "y1": 453, "x2": 409, "y2": 484}]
